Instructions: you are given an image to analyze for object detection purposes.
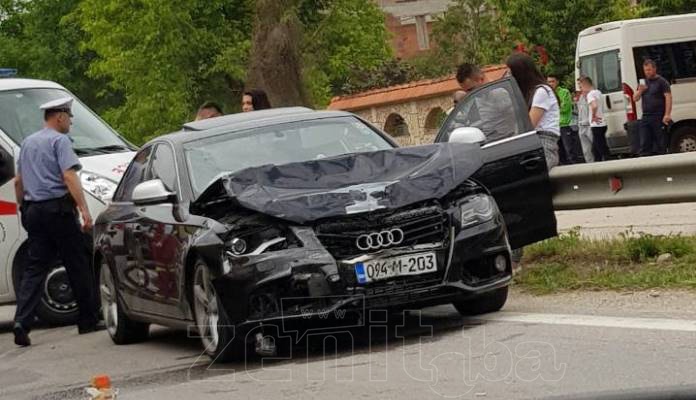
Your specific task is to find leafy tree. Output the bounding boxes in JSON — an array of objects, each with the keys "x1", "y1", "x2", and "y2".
[
  {"x1": 74, "y1": 0, "x2": 251, "y2": 143},
  {"x1": 247, "y1": 0, "x2": 392, "y2": 107},
  {"x1": 431, "y1": 0, "x2": 516, "y2": 70},
  {"x1": 640, "y1": 0, "x2": 696, "y2": 15},
  {"x1": 493, "y1": 0, "x2": 638, "y2": 79},
  {"x1": 340, "y1": 58, "x2": 417, "y2": 95},
  {"x1": 301, "y1": 0, "x2": 392, "y2": 105},
  {"x1": 0, "y1": 0, "x2": 117, "y2": 112}
]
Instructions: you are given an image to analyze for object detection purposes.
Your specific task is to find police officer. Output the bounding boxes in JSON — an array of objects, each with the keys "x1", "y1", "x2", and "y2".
[{"x1": 13, "y1": 97, "x2": 101, "y2": 346}]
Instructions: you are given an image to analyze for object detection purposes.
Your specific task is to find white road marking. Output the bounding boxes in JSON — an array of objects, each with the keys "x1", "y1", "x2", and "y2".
[{"x1": 475, "y1": 312, "x2": 696, "y2": 332}]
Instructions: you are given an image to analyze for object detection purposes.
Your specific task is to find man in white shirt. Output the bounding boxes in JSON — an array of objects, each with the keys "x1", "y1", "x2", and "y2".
[
  {"x1": 576, "y1": 77, "x2": 594, "y2": 163},
  {"x1": 579, "y1": 76, "x2": 610, "y2": 161}
]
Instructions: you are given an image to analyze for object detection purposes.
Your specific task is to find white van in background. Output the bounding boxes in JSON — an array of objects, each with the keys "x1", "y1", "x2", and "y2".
[
  {"x1": 576, "y1": 13, "x2": 696, "y2": 155},
  {"x1": 0, "y1": 78, "x2": 135, "y2": 324}
]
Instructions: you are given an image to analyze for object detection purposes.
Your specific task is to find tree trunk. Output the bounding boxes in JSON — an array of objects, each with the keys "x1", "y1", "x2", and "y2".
[{"x1": 247, "y1": 0, "x2": 311, "y2": 107}]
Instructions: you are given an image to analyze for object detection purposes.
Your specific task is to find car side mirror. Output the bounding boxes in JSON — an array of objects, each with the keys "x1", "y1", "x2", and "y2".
[
  {"x1": 132, "y1": 179, "x2": 175, "y2": 205},
  {"x1": 448, "y1": 127, "x2": 486, "y2": 145}
]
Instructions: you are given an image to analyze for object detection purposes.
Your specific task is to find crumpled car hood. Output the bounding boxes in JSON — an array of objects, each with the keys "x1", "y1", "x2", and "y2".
[{"x1": 193, "y1": 142, "x2": 483, "y2": 224}]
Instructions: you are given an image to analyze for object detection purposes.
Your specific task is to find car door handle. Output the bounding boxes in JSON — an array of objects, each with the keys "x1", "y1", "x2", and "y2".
[
  {"x1": 520, "y1": 155, "x2": 543, "y2": 169},
  {"x1": 605, "y1": 96, "x2": 612, "y2": 110}
]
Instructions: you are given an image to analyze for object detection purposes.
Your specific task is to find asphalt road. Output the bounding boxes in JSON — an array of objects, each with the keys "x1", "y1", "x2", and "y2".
[
  {"x1": 2, "y1": 288, "x2": 696, "y2": 400},
  {"x1": 3, "y1": 203, "x2": 696, "y2": 399}
]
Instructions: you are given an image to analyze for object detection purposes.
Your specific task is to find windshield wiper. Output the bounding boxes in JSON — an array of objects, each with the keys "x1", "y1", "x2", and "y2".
[{"x1": 74, "y1": 144, "x2": 132, "y2": 156}]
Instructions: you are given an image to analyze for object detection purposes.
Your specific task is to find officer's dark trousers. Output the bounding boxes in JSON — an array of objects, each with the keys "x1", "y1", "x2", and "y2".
[{"x1": 14, "y1": 198, "x2": 98, "y2": 329}]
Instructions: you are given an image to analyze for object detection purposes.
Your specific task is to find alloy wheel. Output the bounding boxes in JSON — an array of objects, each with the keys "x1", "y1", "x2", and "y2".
[
  {"x1": 193, "y1": 264, "x2": 220, "y2": 354},
  {"x1": 100, "y1": 264, "x2": 119, "y2": 337}
]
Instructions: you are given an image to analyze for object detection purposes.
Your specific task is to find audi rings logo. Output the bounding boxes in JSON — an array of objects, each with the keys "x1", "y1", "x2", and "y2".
[{"x1": 356, "y1": 228, "x2": 405, "y2": 250}]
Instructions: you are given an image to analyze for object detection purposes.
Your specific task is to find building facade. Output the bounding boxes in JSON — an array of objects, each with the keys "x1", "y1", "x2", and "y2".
[
  {"x1": 328, "y1": 65, "x2": 508, "y2": 146},
  {"x1": 376, "y1": 0, "x2": 453, "y2": 59}
]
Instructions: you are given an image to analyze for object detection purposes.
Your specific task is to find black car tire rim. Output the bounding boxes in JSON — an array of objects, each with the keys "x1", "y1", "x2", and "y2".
[
  {"x1": 42, "y1": 266, "x2": 77, "y2": 313},
  {"x1": 100, "y1": 264, "x2": 118, "y2": 337},
  {"x1": 193, "y1": 264, "x2": 220, "y2": 353}
]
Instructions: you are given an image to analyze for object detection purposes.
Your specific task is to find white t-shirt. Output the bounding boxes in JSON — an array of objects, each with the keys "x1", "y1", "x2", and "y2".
[
  {"x1": 531, "y1": 85, "x2": 560, "y2": 136},
  {"x1": 586, "y1": 89, "x2": 606, "y2": 127}
]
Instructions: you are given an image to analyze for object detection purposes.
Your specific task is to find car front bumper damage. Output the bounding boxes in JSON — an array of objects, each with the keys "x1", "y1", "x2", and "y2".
[{"x1": 212, "y1": 210, "x2": 511, "y2": 329}]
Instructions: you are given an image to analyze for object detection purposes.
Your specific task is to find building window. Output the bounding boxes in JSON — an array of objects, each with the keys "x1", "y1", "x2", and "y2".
[{"x1": 415, "y1": 15, "x2": 430, "y2": 50}]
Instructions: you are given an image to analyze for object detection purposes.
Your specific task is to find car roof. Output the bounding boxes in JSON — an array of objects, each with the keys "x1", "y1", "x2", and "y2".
[
  {"x1": 152, "y1": 108, "x2": 358, "y2": 147},
  {"x1": 0, "y1": 78, "x2": 66, "y2": 92}
]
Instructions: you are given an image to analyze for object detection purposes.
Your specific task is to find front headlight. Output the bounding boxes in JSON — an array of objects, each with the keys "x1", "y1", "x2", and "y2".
[
  {"x1": 80, "y1": 171, "x2": 118, "y2": 203},
  {"x1": 225, "y1": 225, "x2": 301, "y2": 257},
  {"x1": 459, "y1": 194, "x2": 496, "y2": 228}
]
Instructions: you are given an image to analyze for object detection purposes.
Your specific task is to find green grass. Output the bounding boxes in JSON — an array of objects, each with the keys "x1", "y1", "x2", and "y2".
[{"x1": 515, "y1": 229, "x2": 696, "y2": 294}]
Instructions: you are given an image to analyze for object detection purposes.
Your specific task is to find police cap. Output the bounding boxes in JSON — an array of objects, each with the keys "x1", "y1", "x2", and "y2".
[{"x1": 39, "y1": 97, "x2": 74, "y2": 117}]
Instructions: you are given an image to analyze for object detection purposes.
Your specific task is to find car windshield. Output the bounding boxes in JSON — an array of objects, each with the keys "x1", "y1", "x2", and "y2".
[
  {"x1": 184, "y1": 116, "x2": 394, "y2": 195},
  {"x1": 0, "y1": 88, "x2": 131, "y2": 155}
]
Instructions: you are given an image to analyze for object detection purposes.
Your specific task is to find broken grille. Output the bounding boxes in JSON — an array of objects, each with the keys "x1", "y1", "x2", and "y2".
[{"x1": 314, "y1": 203, "x2": 450, "y2": 260}]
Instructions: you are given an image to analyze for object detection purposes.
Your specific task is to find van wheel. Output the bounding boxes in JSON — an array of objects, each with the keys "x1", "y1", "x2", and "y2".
[
  {"x1": 670, "y1": 125, "x2": 696, "y2": 153},
  {"x1": 99, "y1": 261, "x2": 149, "y2": 344},
  {"x1": 453, "y1": 286, "x2": 509, "y2": 316},
  {"x1": 191, "y1": 258, "x2": 245, "y2": 362},
  {"x1": 13, "y1": 246, "x2": 79, "y2": 326}
]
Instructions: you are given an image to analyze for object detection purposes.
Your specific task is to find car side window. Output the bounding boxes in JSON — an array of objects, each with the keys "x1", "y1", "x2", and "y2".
[
  {"x1": 438, "y1": 79, "x2": 527, "y2": 144},
  {"x1": 113, "y1": 146, "x2": 154, "y2": 202},
  {"x1": 0, "y1": 140, "x2": 14, "y2": 187},
  {"x1": 147, "y1": 144, "x2": 177, "y2": 193}
]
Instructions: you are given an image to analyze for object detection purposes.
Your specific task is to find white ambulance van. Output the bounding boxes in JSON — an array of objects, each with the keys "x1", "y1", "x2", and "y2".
[
  {"x1": 0, "y1": 78, "x2": 135, "y2": 324},
  {"x1": 576, "y1": 13, "x2": 696, "y2": 155}
]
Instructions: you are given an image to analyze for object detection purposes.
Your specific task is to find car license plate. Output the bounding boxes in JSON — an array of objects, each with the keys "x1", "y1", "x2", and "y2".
[{"x1": 354, "y1": 252, "x2": 437, "y2": 284}]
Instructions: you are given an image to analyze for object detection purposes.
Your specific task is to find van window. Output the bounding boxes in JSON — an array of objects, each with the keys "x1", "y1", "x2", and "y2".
[
  {"x1": 633, "y1": 41, "x2": 696, "y2": 83},
  {"x1": 579, "y1": 50, "x2": 622, "y2": 93}
]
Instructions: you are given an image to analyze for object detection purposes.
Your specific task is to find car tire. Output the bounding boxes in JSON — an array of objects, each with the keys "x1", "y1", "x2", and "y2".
[
  {"x1": 99, "y1": 261, "x2": 150, "y2": 344},
  {"x1": 669, "y1": 125, "x2": 696, "y2": 153},
  {"x1": 12, "y1": 245, "x2": 79, "y2": 326},
  {"x1": 453, "y1": 286, "x2": 509, "y2": 316},
  {"x1": 190, "y1": 258, "x2": 245, "y2": 363}
]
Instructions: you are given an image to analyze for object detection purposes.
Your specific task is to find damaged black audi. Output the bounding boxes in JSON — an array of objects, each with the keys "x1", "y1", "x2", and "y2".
[{"x1": 95, "y1": 77, "x2": 557, "y2": 361}]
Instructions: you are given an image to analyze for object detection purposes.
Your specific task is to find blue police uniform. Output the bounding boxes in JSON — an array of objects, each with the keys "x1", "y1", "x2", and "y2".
[{"x1": 13, "y1": 97, "x2": 99, "y2": 344}]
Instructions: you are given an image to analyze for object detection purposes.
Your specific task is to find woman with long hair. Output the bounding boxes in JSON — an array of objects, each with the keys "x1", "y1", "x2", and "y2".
[
  {"x1": 505, "y1": 53, "x2": 561, "y2": 169},
  {"x1": 242, "y1": 89, "x2": 272, "y2": 112}
]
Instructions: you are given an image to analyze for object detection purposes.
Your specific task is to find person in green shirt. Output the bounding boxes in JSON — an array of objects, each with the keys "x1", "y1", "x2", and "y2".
[{"x1": 548, "y1": 75, "x2": 585, "y2": 164}]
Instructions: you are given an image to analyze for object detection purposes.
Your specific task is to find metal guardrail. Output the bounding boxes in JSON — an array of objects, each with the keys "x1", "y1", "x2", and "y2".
[{"x1": 550, "y1": 152, "x2": 696, "y2": 210}]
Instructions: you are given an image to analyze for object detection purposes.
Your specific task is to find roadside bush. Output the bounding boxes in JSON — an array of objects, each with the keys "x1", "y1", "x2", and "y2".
[
  {"x1": 525, "y1": 231, "x2": 696, "y2": 264},
  {"x1": 623, "y1": 233, "x2": 694, "y2": 262},
  {"x1": 525, "y1": 228, "x2": 581, "y2": 259}
]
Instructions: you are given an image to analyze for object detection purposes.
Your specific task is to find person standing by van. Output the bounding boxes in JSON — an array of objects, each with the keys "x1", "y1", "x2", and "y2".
[
  {"x1": 12, "y1": 97, "x2": 101, "y2": 346},
  {"x1": 576, "y1": 78, "x2": 594, "y2": 162},
  {"x1": 548, "y1": 75, "x2": 584, "y2": 164},
  {"x1": 634, "y1": 59, "x2": 672, "y2": 155},
  {"x1": 579, "y1": 76, "x2": 611, "y2": 161},
  {"x1": 506, "y1": 53, "x2": 560, "y2": 169}
]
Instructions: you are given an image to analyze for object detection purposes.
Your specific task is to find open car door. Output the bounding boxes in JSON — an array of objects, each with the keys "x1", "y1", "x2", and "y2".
[{"x1": 435, "y1": 77, "x2": 557, "y2": 249}]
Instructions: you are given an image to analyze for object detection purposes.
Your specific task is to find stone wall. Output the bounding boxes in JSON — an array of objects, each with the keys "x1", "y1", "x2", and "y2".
[{"x1": 353, "y1": 94, "x2": 452, "y2": 146}]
